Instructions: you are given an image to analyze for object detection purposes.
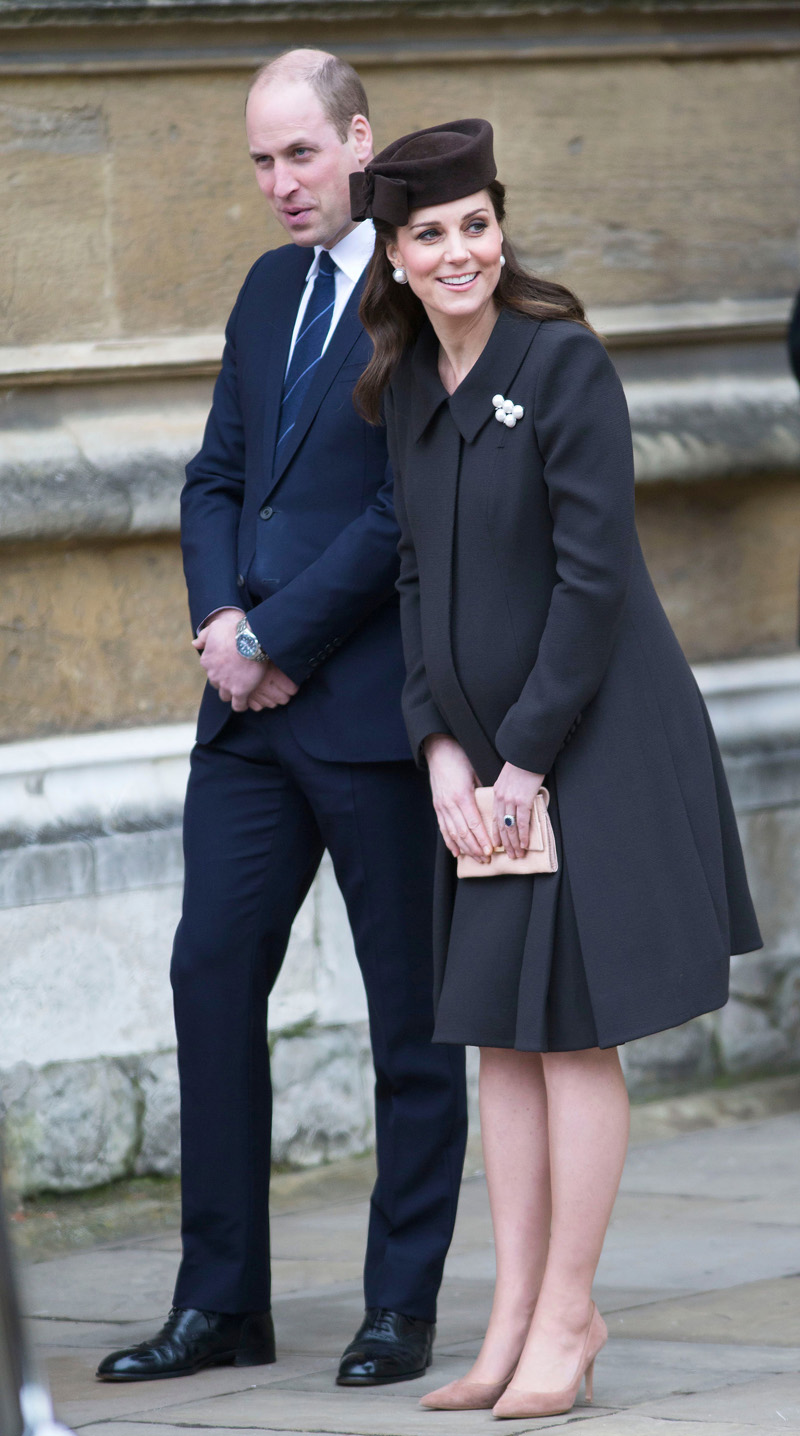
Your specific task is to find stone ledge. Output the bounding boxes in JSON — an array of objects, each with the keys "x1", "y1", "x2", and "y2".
[
  {"x1": 0, "y1": 722, "x2": 194, "y2": 848},
  {"x1": 0, "y1": 333, "x2": 223, "y2": 387},
  {"x1": 0, "y1": 827, "x2": 183, "y2": 911},
  {"x1": 0, "y1": 652, "x2": 796, "y2": 847},
  {"x1": 0, "y1": 301, "x2": 790, "y2": 386},
  {"x1": 2, "y1": 0, "x2": 800, "y2": 73},
  {"x1": 626, "y1": 375, "x2": 800, "y2": 485},
  {"x1": 2, "y1": 370, "x2": 798, "y2": 546},
  {"x1": 693, "y1": 652, "x2": 800, "y2": 753}
]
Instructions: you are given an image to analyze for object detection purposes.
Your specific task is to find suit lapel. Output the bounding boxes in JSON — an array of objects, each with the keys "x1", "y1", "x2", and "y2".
[
  {"x1": 261, "y1": 248, "x2": 314, "y2": 482},
  {"x1": 266, "y1": 274, "x2": 366, "y2": 496}
]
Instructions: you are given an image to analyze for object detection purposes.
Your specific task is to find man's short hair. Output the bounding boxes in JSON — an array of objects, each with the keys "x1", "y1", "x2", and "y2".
[{"x1": 250, "y1": 50, "x2": 369, "y2": 141}]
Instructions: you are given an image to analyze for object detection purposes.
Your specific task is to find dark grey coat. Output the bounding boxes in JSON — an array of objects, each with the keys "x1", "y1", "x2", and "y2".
[{"x1": 385, "y1": 308, "x2": 762, "y2": 1047}]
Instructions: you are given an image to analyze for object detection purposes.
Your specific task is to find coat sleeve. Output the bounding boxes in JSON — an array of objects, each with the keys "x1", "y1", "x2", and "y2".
[
  {"x1": 495, "y1": 324, "x2": 635, "y2": 776},
  {"x1": 386, "y1": 387, "x2": 452, "y2": 766},
  {"x1": 180, "y1": 263, "x2": 262, "y2": 636}
]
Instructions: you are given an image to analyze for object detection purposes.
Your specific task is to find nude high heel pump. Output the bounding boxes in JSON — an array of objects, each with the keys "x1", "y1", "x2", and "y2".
[
  {"x1": 491, "y1": 1303, "x2": 607, "y2": 1420},
  {"x1": 420, "y1": 1373, "x2": 514, "y2": 1411}
]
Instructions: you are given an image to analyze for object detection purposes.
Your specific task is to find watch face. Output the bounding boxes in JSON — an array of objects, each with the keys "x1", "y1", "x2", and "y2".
[{"x1": 236, "y1": 630, "x2": 260, "y2": 659}]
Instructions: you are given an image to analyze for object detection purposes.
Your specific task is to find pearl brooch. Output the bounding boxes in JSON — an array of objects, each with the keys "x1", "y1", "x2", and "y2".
[{"x1": 492, "y1": 394, "x2": 525, "y2": 428}]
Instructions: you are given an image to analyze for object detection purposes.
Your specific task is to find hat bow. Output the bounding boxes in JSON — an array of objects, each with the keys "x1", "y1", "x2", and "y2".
[{"x1": 349, "y1": 169, "x2": 409, "y2": 226}]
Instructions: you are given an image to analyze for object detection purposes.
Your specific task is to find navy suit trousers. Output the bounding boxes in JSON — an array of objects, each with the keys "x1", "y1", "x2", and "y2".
[{"x1": 171, "y1": 707, "x2": 467, "y2": 1320}]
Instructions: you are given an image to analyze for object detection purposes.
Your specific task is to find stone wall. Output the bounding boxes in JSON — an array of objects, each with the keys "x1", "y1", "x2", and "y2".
[{"x1": 1, "y1": 0, "x2": 800, "y2": 1193}]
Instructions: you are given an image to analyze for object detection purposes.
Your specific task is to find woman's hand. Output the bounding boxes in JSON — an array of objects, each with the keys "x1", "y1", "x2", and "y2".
[
  {"x1": 492, "y1": 762, "x2": 545, "y2": 860},
  {"x1": 423, "y1": 734, "x2": 493, "y2": 862}
]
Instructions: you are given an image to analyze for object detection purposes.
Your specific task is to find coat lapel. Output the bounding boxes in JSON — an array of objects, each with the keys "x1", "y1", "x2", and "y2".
[
  {"x1": 265, "y1": 273, "x2": 366, "y2": 497},
  {"x1": 447, "y1": 309, "x2": 541, "y2": 443}
]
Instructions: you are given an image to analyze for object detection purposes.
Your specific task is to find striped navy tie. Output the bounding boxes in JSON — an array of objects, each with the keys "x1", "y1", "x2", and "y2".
[{"x1": 276, "y1": 249, "x2": 337, "y2": 453}]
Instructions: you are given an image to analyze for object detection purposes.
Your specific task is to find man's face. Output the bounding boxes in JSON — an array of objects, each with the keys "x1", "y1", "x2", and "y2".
[{"x1": 246, "y1": 79, "x2": 372, "y2": 249}]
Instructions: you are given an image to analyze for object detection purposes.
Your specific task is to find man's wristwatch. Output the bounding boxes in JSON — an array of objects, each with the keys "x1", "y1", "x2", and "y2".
[{"x1": 235, "y1": 616, "x2": 268, "y2": 663}]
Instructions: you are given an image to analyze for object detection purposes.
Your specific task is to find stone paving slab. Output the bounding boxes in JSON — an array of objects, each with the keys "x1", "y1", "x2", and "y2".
[
  {"x1": 85, "y1": 1382, "x2": 589, "y2": 1434},
  {"x1": 636, "y1": 1371, "x2": 800, "y2": 1427},
  {"x1": 78, "y1": 1428, "x2": 299, "y2": 1436},
  {"x1": 608, "y1": 1275, "x2": 800, "y2": 1346},
  {"x1": 21, "y1": 1247, "x2": 366, "y2": 1323},
  {"x1": 618, "y1": 1115, "x2": 800, "y2": 1200},
  {"x1": 610, "y1": 1190, "x2": 800, "y2": 1228},
  {"x1": 26, "y1": 1319, "x2": 155, "y2": 1350},
  {"x1": 66, "y1": 1424, "x2": 783, "y2": 1436},
  {"x1": 21, "y1": 1247, "x2": 179, "y2": 1322},
  {"x1": 564, "y1": 1422, "x2": 783, "y2": 1436},
  {"x1": 596, "y1": 1213, "x2": 800, "y2": 1293},
  {"x1": 262, "y1": 1340, "x2": 796, "y2": 1406}
]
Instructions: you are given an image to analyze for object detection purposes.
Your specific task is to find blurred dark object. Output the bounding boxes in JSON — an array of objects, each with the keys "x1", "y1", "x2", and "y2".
[
  {"x1": 0, "y1": 1164, "x2": 73, "y2": 1436},
  {"x1": 788, "y1": 291, "x2": 800, "y2": 387}
]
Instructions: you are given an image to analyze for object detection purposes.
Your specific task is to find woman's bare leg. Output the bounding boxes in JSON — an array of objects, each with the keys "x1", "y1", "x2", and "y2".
[
  {"x1": 508, "y1": 1046, "x2": 629, "y2": 1395},
  {"x1": 465, "y1": 1046, "x2": 552, "y2": 1383}
]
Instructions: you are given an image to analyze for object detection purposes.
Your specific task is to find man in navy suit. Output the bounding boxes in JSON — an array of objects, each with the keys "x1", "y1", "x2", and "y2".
[{"x1": 97, "y1": 50, "x2": 467, "y2": 1388}]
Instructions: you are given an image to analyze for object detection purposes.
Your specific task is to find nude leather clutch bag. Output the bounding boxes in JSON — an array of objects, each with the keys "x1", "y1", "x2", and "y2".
[{"x1": 457, "y1": 786, "x2": 558, "y2": 878}]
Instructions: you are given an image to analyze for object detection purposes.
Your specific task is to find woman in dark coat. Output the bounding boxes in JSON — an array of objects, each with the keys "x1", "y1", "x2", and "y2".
[{"x1": 350, "y1": 120, "x2": 762, "y2": 1419}]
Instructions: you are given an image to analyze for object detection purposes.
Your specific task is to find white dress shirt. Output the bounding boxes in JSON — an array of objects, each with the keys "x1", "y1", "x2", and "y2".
[{"x1": 286, "y1": 219, "x2": 376, "y2": 370}]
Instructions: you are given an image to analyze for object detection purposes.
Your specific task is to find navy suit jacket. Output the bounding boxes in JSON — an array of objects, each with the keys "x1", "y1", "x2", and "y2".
[{"x1": 181, "y1": 242, "x2": 412, "y2": 762}]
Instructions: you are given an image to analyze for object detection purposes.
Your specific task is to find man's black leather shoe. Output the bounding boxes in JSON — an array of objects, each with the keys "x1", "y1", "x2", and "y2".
[
  {"x1": 336, "y1": 1308, "x2": 434, "y2": 1386},
  {"x1": 96, "y1": 1307, "x2": 275, "y2": 1381}
]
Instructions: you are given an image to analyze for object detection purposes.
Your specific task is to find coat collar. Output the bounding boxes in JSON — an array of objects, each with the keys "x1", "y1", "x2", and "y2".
[{"x1": 409, "y1": 307, "x2": 541, "y2": 444}]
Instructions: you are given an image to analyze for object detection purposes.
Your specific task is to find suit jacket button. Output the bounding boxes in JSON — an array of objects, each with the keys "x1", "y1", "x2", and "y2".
[
  {"x1": 237, "y1": 574, "x2": 245, "y2": 587},
  {"x1": 259, "y1": 504, "x2": 274, "y2": 520}
]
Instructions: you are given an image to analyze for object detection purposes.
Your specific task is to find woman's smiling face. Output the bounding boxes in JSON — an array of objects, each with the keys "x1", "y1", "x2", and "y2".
[{"x1": 386, "y1": 189, "x2": 504, "y2": 322}]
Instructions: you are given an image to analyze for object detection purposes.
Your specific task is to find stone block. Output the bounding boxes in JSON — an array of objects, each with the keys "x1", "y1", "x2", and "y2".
[
  {"x1": 0, "y1": 1057, "x2": 139, "y2": 1197},
  {"x1": 0, "y1": 885, "x2": 180, "y2": 1068},
  {"x1": 717, "y1": 997, "x2": 791, "y2": 1076},
  {"x1": 92, "y1": 828, "x2": 184, "y2": 897},
  {"x1": 131, "y1": 1050, "x2": 180, "y2": 1178},
  {"x1": 635, "y1": 473, "x2": 800, "y2": 666},
  {"x1": 0, "y1": 838, "x2": 94, "y2": 910},
  {"x1": 0, "y1": 537, "x2": 204, "y2": 743},
  {"x1": 621, "y1": 1018, "x2": 717, "y2": 1099},
  {"x1": 270, "y1": 1024, "x2": 374, "y2": 1169},
  {"x1": 736, "y1": 805, "x2": 800, "y2": 957},
  {"x1": 729, "y1": 952, "x2": 781, "y2": 1003},
  {"x1": 776, "y1": 965, "x2": 800, "y2": 1062}
]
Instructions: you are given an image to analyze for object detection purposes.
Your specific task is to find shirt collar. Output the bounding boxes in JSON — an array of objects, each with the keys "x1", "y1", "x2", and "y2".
[{"x1": 306, "y1": 220, "x2": 376, "y2": 285}]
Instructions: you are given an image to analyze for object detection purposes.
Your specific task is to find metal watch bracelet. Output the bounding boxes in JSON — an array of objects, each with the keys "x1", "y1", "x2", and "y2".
[{"x1": 235, "y1": 616, "x2": 268, "y2": 663}]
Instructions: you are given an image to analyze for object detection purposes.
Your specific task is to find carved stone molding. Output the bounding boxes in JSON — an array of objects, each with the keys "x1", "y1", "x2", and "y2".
[{"x1": 1, "y1": 0, "x2": 799, "y2": 74}]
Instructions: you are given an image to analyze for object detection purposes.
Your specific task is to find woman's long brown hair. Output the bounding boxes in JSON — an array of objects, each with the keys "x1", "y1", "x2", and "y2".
[{"x1": 355, "y1": 179, "x2": 591, "y2": 425}]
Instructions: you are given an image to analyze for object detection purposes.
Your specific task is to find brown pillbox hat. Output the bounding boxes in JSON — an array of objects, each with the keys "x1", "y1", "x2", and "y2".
[{"x1": 350, "y1": 118, "x2": 496, "y2": 227}]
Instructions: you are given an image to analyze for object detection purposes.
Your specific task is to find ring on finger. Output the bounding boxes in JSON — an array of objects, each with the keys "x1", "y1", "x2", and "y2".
[{"x1": 503, "y1": 812, "x2": 516, "y2": 829}]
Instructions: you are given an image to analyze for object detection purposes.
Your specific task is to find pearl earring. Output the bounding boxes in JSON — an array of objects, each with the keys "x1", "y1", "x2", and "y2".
[
  {"x1": 392, "y1": 266, "x2": 408, "y2": 285},
  {"x1": 500, "y1": 255, "x2": 506, "y2": 267}
]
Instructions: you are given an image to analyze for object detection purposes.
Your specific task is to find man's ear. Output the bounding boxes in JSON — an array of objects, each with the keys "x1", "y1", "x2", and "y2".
[{"x1": 348, "y1": 113, "x2": 373, "y2": 164}]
